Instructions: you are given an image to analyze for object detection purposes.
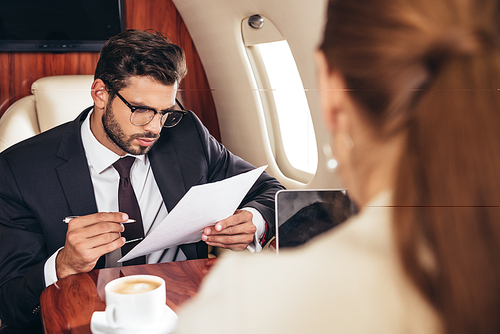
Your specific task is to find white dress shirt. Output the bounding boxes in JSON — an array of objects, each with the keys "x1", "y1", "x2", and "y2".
[{"x1": 44, "y1": 109, "x2": 265, "y2": 286}]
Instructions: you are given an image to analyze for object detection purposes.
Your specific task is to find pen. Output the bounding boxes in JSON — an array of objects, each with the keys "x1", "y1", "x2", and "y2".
[
  {"x1": 63, "y1": 216, "x2": 142, "y2": 244},
  {"x1": 63, "y1": 216, "x2": 136, "y2": 224},
  {"x1": 124, "y1": 237, "x2": 143, "y2": 244}
]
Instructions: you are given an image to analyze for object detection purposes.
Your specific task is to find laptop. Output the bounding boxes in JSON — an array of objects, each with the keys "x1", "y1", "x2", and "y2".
[{"x1": 274, "y1": 189, "x2": 357, "y2": 254}]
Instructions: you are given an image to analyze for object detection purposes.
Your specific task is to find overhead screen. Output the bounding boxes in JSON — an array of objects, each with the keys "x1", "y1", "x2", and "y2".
[{"x1": 0, "y1": 0, "x2": 124, "y2": 52}]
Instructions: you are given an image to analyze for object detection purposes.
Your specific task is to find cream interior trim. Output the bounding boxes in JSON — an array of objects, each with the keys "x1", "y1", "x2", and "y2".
[
  {"x1": 241, "y1": 15, "x2": 284, "y2": 46},
  {"x1": 172, "y1": 0, "x2": 343, "y2": 189}
]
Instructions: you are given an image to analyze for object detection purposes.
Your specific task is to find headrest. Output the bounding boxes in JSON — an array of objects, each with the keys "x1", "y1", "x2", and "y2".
[
  {"x1": 0, "y1": 96, "x2": 38, "y2": 152},
  {"x1": 32, "y1": 75, "x2": 95, "y2": 132}
]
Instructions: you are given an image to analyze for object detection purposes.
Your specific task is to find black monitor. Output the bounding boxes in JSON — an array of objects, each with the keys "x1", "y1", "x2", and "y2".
[{"x1": 0, "y1": 0, "x2": 124, "y2": 52}]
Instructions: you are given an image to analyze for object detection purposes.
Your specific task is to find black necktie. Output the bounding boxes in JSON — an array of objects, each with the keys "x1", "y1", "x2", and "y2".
[{"x1": 112, "y1": 156, "x2": 146, "y2": 265}]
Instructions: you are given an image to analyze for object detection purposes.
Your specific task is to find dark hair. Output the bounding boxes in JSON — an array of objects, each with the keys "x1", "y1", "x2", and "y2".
[
  {"x1": 94, "y1": 29, "x2": 187, "y2": 94},
  {"x1": 320, "y1": 0, "x2": 500, "y2": 333}
]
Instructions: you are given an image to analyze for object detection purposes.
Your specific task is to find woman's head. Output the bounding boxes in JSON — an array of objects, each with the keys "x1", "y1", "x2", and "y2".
[
  {"x1": 317, "y1": 0, "x2": 500, "y2": 333},
  {"x1": 317, "y1": 0, "x2": 500, "y2": 202},
  {"x1": 318, "y1": 0, "x2": 499, "y2": 134}
]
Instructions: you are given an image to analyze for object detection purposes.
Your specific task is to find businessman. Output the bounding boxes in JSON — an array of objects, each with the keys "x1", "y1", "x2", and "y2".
[{"x1": 0, "y1": 29, "x2": 284, "y2": 328}]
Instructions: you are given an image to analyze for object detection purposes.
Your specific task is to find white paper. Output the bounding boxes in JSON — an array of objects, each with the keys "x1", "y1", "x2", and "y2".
[{"x1": 119, "y1": 166, "x2": 267, "y2": 262}]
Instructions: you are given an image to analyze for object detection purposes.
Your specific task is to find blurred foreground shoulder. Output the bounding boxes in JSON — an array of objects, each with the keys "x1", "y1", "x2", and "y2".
[{"x1": 175, "y1": 192, "x2": 441, "y2": 334}]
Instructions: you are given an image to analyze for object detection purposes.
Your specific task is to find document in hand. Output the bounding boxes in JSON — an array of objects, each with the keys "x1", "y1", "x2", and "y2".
[{"x1": 119, "y1": 166, "x2": 267, "y2": 262}]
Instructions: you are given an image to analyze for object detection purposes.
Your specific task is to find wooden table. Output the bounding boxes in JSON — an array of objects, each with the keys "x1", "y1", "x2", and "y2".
[{"x1": 40, "y1": 258, "x2": 211, "y2": 333}]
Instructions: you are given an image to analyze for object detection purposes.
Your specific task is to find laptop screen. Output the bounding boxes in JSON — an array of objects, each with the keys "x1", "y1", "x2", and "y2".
[{"x1": 275, "y1": 189, "x2": 357, "y2": 253}]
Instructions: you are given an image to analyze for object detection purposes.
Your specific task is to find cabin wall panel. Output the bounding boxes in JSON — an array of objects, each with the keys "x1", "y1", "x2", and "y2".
[
  {"x1": 0, "y1": 0, "x2": 219, "y2": 140},
  {"x1": 172, "y1": 0, "x2": 342, "y2": 189}
]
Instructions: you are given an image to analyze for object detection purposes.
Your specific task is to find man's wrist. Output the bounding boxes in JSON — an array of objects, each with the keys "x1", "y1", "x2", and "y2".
[
  {"x1": 44, "y1": 247, "x2": 63, "y2": 287},
  {"x1": 242, "y1": 207, "x2": 265, "y2": 253}
]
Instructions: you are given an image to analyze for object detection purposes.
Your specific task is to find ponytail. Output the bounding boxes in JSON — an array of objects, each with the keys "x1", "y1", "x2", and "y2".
[{"x1": 394, "y1": 35, "x2": 500, "y2": 334}]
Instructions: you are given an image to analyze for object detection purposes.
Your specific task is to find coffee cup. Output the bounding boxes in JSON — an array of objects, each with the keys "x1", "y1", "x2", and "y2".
[{"x1": 105, "y1": 275, "x2": 166, "y2": 330}]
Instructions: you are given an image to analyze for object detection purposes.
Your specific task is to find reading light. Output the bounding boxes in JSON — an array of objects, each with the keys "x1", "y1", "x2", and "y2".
[{"x1": 248, "y1": 15, "x2": 265, "y2": 29}]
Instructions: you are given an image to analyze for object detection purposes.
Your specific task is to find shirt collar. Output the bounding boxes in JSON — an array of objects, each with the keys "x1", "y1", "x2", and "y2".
[{"x1": 81, "y1": 108, "x2": 147, "y2": 174}]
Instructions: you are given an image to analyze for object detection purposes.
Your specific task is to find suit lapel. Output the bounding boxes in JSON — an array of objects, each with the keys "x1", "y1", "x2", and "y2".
[
  {"x1": 148, "y1": 139, "x2": 186, "y2": 212},
  {"x1": 56, "y1": 108, "x2": 98, "y2": 215},
  {"x1": 148, "y1": 138, "x2": 201, "y2": 260},
  {"x1": 56, "y1": 154, "x2": 97, "y2": 215}
]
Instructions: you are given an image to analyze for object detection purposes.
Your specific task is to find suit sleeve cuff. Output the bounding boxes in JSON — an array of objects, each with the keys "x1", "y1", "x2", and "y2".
[
  {"x1": 242, "y1": 207, "x2": 265, "y2": 253},
  {"x1": 44, "y1": 247, "x2": 63, "y2": 287}
]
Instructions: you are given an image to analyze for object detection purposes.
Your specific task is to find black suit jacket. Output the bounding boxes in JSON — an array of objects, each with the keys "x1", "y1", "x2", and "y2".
[{"x1": 0, "y1": 107, "x2": 284, "y2": 327}]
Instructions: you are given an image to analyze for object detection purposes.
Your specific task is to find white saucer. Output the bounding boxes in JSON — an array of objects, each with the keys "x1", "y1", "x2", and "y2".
[{"x1": 90, "y1": 305, "x2": 178, "y2": 334}]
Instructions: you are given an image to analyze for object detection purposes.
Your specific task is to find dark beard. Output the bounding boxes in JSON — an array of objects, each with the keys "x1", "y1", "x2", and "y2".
[{"x1": 102, "y1": 101, "x2": 159, "y2": 155}]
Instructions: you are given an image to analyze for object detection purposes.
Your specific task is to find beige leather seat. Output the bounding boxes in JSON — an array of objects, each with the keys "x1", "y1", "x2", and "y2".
[{"x1": 0, "y1": 75, "x2": 95, "y2": 152}]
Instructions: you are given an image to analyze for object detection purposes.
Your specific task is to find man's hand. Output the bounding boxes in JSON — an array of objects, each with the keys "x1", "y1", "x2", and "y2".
[
  {"x1": 56, "y1": 212, "x2": 128, "y2": 279},
  {"x1": 201, "y1": 209, "x2": 257, "y2": 251}
]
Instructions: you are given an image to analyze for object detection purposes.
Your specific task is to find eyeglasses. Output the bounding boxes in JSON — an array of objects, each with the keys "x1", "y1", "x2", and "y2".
[{"x1": 114, "y1": 91, "x2": 187, "y2": 128}]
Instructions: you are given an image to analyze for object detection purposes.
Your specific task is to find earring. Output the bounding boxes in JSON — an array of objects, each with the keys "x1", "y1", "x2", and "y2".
[{"x1": 341, "y1": 132, "x2": 354, "y2": 150}]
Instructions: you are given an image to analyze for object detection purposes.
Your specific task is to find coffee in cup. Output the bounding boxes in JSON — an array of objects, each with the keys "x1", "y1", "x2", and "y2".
[
  {"x1": 105, "y1": 275, "x2": 166, "y2": 330},
  {"x1": 111, "y1": 277, "x2": 162, "y2": 294}
]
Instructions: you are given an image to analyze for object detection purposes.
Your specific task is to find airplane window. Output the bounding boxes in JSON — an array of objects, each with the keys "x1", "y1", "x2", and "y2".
[
  {"x1": 255, "y1": 41, "x2": 318, "y2": 175},
  {"x1": 242, "y1": 15, "x2": 318, "y2": 183}
]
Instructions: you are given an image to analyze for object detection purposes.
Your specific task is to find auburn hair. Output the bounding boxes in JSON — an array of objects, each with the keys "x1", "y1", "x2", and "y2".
[{"x1": 320, "y1": 0, "x2": 500, "y2": 333}]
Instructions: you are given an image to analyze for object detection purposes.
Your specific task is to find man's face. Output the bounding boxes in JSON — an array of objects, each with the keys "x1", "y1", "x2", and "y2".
[{"x1": 100, "y1": 76, "x2": 178, "y2": 156}]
